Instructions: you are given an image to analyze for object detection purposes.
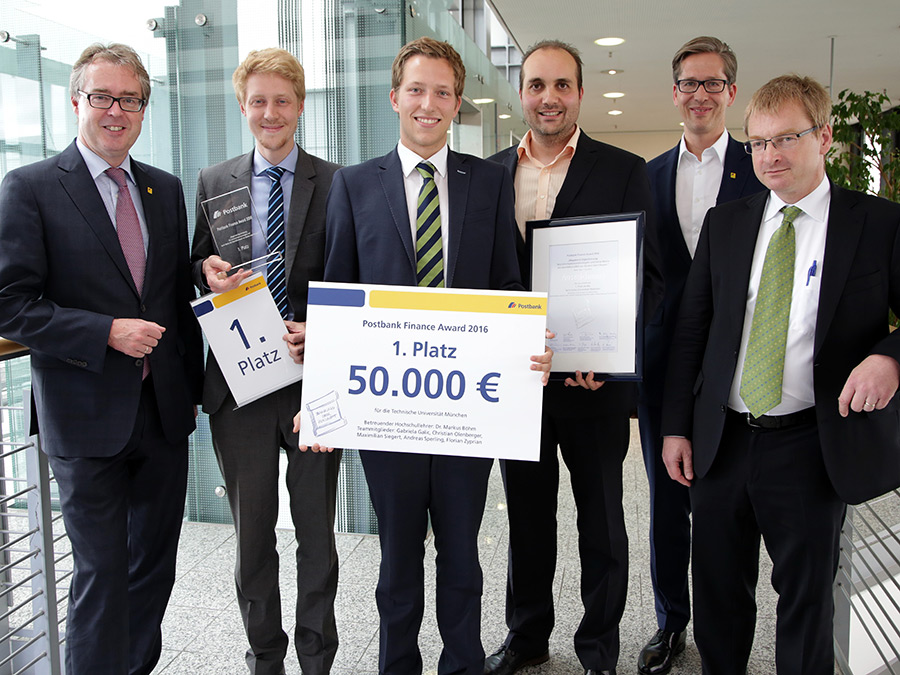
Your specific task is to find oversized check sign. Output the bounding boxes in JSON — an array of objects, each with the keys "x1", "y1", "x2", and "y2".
[{"x1": 298, "y1": 282, "x2": 548, "y2": 461}]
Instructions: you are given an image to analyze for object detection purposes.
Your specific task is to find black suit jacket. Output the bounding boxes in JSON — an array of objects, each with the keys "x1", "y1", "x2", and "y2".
[
  {"x1": 662, "y1": 184, "x2": 900, "y2": 504},
  {"x1": 641, "y1": 135, "x2": 765, "y2": 406},
  {"x1": 0, "y1": 141, "x2": 203, "y2": 456},
  {"x1": 324, "y1": 147, "x2": 521, "y2": 291},
  {"x1": 191, "y1": 146, "x2": 340, "y2": 414},
  {"x1": 489, "y1": 132, "x2": 662, "y2": 417}
]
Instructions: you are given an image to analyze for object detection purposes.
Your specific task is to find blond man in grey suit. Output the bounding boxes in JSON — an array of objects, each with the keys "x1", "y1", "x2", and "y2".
[{"x1": 190, "y1": 48, "x2": 341, "y2": 675}]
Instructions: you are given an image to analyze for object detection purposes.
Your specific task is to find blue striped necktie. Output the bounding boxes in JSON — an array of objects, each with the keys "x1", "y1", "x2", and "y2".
[
  {"x1": 264, "y1": 166, "x2": 288, "y2": 318},
  {"x1": 415, "y1": 162, "x2": 445, "y2": 288}
]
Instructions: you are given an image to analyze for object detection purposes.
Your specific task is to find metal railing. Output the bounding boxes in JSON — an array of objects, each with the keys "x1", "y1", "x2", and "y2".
[
  {"x1": 835, "y1": 488, "x2": 900, "y2": 675},
  {"x1": 0, "y1": 343, "x2": 67, "y2": 675},
  {"x1": 3, "y1": 334, "x2": 900, "y2": 674}
]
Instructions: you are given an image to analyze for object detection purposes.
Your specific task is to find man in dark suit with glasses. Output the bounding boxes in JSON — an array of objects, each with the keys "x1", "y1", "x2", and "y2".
[
  {"x1": 0, "y1": 43, "x2": 203, "y2": 674},
  {"x1": 636, "y1": 36, "x2": 764, "y2": 675},
  {"x1": 662, "y1": 74, "x2": 900, "y2": 673}
]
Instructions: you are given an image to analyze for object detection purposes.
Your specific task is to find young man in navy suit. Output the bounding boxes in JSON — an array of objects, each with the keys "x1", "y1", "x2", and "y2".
[
  {"x1": 321, "y1": 37, "x2": 552, "y2": 675},
  {"x1": 0, "y1": 43, "x2": 203, "y2": 674},
  {"x1": 662, "y1": 74, "x2": 900, "y2": 674},
  {"x1": 636, "y1": 37, "x2": 764, "y2": 674},
  {"x1": 485, "y1": 40, "x2": 662, "y2": 675}
]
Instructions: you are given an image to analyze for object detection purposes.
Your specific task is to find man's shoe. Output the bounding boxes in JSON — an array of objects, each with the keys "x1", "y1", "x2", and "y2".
[
  {"x1": 637, "y1": 629, "x2": 686, "y2": 675},
  {"x1": 484, "y1": 645, "x2": 549, "y2": 675},
  {"x1": 585, "y1": 670, "x2": 616, "y2": 674}
]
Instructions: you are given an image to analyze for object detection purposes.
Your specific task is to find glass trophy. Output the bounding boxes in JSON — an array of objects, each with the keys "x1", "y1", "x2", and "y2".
[{"x1": 199, "y1": 187, "x2": 256, "y2": 267}]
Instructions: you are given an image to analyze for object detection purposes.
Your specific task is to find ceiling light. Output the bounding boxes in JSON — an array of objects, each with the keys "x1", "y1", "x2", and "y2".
[
  {"x1": 472, "y1": 97, "x2": 494, "y2": 105},
  {"x1": 603, "y1": 69, "x2": 621, "y2": 75},
  {"x1": 498, "y1": 113, "x2": 511, "y2": 120},
  {"x1": 594, "y1": 37, "x2": 625, "y2": 47},
  {"x1": 608, "y1": 110, "x2": 623, "y2": 116},
  {"x1": 603, "y1": 92, "x2": 625, "y2": 99}
]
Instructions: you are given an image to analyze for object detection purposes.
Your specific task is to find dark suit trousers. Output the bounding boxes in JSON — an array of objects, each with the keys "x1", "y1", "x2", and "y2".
[
  {"x1": 49, "y1": 376, "x2": 187, "y2": 675},
  {"x1": 500, "y1": 387, "x2": 630, "y2": 670},
  {"x1": 360, "y1": 450, "x2": 492, "y2": 675},
  {"x1": 690, "y1": 415, "x2": 844, "y2": 675},
  {"x1": 637, "y1": 401, "x2": 691, "y2": 633},
  {"x1": 209, "y1": 385, "x2": 341, "y2": 675}
]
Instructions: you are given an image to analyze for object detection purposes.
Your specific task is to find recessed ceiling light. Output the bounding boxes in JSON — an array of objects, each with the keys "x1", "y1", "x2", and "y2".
[
  {"x1": 603, "y1": 92, "x2": 625, "y2": 99},
  {"x1": 594, "y1": 37, "x2": 625, "y2": 47},
  {"x1": 679, "y1": 122, "x2": 685, "y2": 127},
  {"x1": 472, "y1": 97, "x2": 494, "y2": 105},
  {"x1": 498, "y1": 113, "x2": 511, "y2": 120},
  {"x1": 608, "y1": 110, "x2": 623, "y2": 116},
  {"x1": 603, "y1": 69, "x2": 621, "y2": 75}
]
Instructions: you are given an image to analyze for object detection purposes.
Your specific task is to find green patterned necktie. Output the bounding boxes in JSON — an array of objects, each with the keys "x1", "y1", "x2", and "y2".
[
  {"x1": 740, "y1": 205, "x2": 802, "y2": 418},
  {"x1": 415, "y1": 162, "x2": 445, "y2": 288}
]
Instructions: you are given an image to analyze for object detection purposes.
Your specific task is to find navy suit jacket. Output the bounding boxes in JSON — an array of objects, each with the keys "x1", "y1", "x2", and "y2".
[
  {"x1": 641, "y1": 135, "x2": 764, "y2": 407},
  {"x1": 325, "y1": 147, "x2": 521, "y2": 291},
  {"x1": 662, "y1": 184, "x2": 900, "y2": 504},
  {"x1": 191, "y1": 146, "x2": 339, "y2": 414},
  {"x1": 489, "y1": 133, "x2": 662, "y2": 418},
  {"x1": 0, "y1": 141, "x2": 203, "y2": 457}
]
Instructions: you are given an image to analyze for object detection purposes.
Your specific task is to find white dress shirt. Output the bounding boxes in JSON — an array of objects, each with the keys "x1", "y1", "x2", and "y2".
[
  {"x1": 397, "y1": 142, "x2": 450, "y2": 274},
  {"x1": 675, "y1": 130, "x2": 729, "y2": 257},
  {"x1": 729, "y1": 175, "x2": 831, "y2": 414}
]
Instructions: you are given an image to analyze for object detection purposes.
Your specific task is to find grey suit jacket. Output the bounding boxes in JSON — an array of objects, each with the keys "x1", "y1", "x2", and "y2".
[{"x1": 191, "y1": 145, "x2": 340, "y2": 414}]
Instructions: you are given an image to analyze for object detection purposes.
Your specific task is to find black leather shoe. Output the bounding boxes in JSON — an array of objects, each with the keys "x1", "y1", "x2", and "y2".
[
  {"x1": 484, "y1": 645, "x2": 549, "y2": 675},
  {"x1": 637, "y1": 629, "x2": 686, "y2": 674},
  {"x1": 585, "y1": 670, "x2": 616, "y2": 674}
]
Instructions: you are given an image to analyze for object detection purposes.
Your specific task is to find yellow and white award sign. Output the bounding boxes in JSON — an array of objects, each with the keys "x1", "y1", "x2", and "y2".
[
  {"x1": 191, "y1": 274, "x2": 303, "y2": 407},
  {"x1": 299, "y1": 282, "x2": 548, "y2": 461}
]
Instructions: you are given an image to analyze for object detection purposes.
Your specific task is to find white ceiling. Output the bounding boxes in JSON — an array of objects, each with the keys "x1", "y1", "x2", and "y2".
[{"x1": 489, "y1": 0, "x2": 900, "y2": 140}]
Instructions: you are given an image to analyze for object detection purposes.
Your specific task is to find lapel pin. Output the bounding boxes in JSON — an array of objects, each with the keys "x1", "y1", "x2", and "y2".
[
  {"x1": 730, "y1": 172, "x2": 736, "y2": 179},
  {"x1": 147, "y1": 187, "x2": 153, "y2": 194},
  {"x1": 457, "y1": 169, "x2": 466, "y2": 175}
]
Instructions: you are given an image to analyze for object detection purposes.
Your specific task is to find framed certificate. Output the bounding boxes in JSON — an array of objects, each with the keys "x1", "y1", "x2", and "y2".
[{"x1": 526, "y1": 212, "x2": 645, "y2": 381}]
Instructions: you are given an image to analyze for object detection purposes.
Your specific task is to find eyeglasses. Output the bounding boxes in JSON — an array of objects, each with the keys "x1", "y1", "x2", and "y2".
[
  {"x1": 78, "y1": 90, "x2": 146, "y2": 113},
  {"x1": 743, "y1": 126, "x2": 820, "y2": 154},
  {"x1": 675, "y1": 79, "x2": 728, "y2": 94}
]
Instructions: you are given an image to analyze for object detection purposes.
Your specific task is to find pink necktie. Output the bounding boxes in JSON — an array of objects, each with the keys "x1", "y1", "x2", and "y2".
[
  {"x1": 106, "y1": 167, "x2": 149, "y2": 378},
  {"x1": 105, "y1": 167, "x2": 146, "y2": 293}
]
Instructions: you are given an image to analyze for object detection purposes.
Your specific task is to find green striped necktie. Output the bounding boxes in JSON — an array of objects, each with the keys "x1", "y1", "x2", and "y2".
[{"x1": 415, "y1": 161, "x2": 445, "y2": 288}]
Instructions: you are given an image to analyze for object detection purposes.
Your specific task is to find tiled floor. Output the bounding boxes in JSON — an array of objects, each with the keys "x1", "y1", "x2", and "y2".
[{"x1": 154, "y1": 421, "x2": 781, "y2": 674}]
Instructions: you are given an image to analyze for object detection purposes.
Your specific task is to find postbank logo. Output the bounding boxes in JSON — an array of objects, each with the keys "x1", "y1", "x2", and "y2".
[
  {"x1": 508, "y1": 301, "x2": 544, "y2": 311},
  {"x1": 217, "y1": 202, "x2": 249, "y2": 219}
]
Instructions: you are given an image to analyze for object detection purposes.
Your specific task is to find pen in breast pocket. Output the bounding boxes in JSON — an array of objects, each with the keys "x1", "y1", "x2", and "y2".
[{"x1": 806, "y1": 260, "x2": 817, "y2": 286}]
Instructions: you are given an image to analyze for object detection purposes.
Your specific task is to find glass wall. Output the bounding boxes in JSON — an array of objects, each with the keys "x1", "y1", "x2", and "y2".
[{"x1": 0, "y1": 0, "x2": 525, "y2": 532}]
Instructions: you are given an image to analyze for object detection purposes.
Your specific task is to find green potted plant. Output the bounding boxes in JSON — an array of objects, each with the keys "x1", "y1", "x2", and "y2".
[
  {"x1": 826, "y1": 89, "x2": 900, "y2": 200},
  {"x1": 826, "y1": 89, "x2": 900, "y2": 327}
]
